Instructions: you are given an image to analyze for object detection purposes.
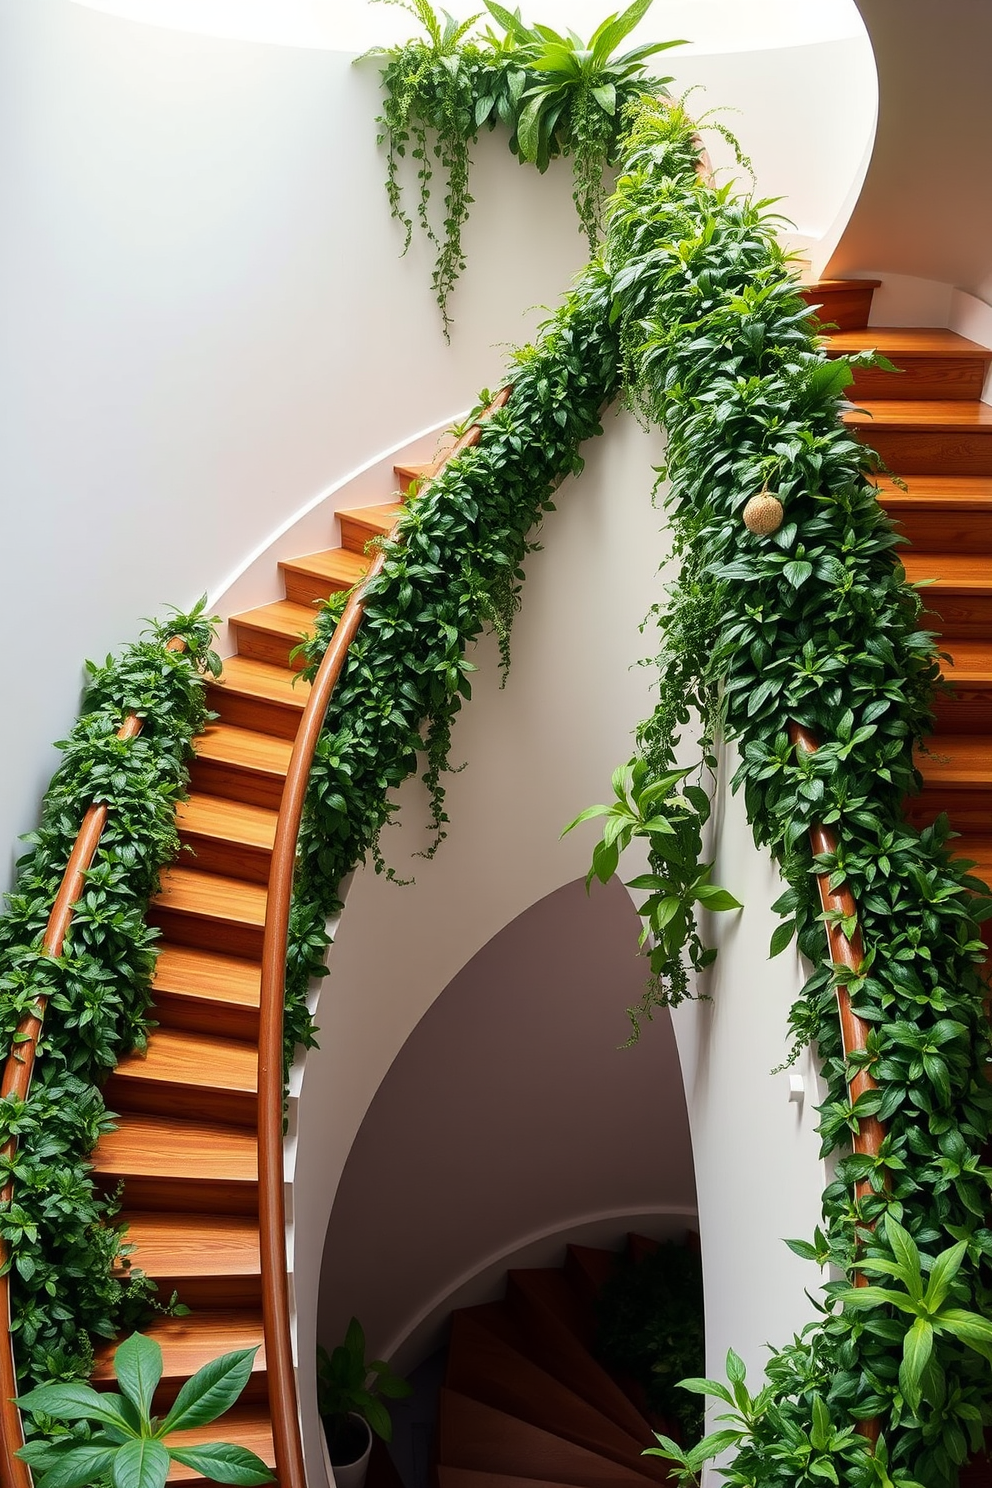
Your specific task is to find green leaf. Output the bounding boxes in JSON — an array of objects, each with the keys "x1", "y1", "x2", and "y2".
[
  {"x1": 589, "y1": 0, "x2": 654, "y2": 60},
  {"x1": 15, "y1": 1382, "x2": 138, "y2": 1436},
  {"x1": 167, "y1": 1445, "x2": 275, "y2": 1485},
  {"x1": 111, "y1": 1439, "x2": 171, "y2": 1488},
  {"x1": 161, "y1": 1348, "x2": 259, "y2": 1434},
  {"x1": 884, "y1": 1215, "x2": 923, "y2": 1304},
  {"x1": 560, "y1": 803, "x2": 611, "y2": 836},
  {"x1": 769, "y1": 919, "x2": 796, "y2": 958},
  {"x1": 694, "y1": 884, "x2": 742, "y2": 912},
  {"x1": 936, "y1": 1309, "x2": 992, "y2": 1362},
  {"x1": 899, "y1": 1317, "x2": 933, "y2": 1413},
  {"x1": 28, "y1": 1445, "x2": 117, "y2": 1488},
  {"x1": 114, "y1": 1332, "x2": 163, "y2": 1421}
]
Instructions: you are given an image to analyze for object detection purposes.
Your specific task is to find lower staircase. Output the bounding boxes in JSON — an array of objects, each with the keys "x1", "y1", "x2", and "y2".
[
  {"x1": 434, "y1": 1236, "x2": 679, "y2": 1488},
  {"x1": 85, "y1": 482, "x2": 419, "y2": 1474}
]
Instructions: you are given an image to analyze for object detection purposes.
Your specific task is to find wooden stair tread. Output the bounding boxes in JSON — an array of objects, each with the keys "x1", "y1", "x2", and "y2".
[
  {"x1": 193, "y1": 723, "x2": 293, "y2": 776},
  {"x1": 915, "y1": 735, "x2": 992, "y2": 784},
  {"x1": 902, "y1": 552, "x2": 992, "y2": 590},
  {"x1": 956, "y1": 836, "x2": 992, "y2": 884},
  {"x1": 153, "y1": 945, "x2": 261, "y2": 1009},
  {"x1": 209, "y1": 654, "x2": 310, "y2": 707},
  {"x1": 279, "y1": 547, "x2": 367, "y2": 585},
  {"x1": 92, "y1": 1312, "x2": 265, "y2": 1387},
  {"x1": 111, "y1": 1027, "x2": 258, "y2": 1093},
  {"x1": 447, "y1": 1313, "x2": 651, "y2": 1472},
  {"x1": 564, "y1": 1244, "x2": 616, "y2": 1302},
  {"x1": 843, "y1": 400, "x2": 992, "y2": 431},
  {"x1": 177, "y1": 795, "x2": 278, "y2": 852},
  {"x1": 337, "y1": 502, "x2": 403, "y2": 532},
  {"x1": 91, "y1": 1114, "x2": 257, "y2": 1183},
  {"x1": 165, "y1": 1406, "x2": 275, "y2": 1482},
  {"x1": 438, "y1": 1391, "x2": 659, "y2": 1487},
  {"x1": 121, "y1": 1212, "x2": 260, "y2": 1279},
  {"x1": 228, "y1": 598, "x2": 319, "y2": 639},
  {"x1": 826, "y1": 328, "x2": 992, "y2": 359},
  {"x1": 873, "y1": 474, "x2": 992, "y2": 506},
  {"x1": 151, "y1": 868, "x2": 267, "y2": 928}
]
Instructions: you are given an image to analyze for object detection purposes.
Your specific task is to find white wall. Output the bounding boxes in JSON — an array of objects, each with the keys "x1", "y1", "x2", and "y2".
[{"x1": 291, "y1": 414, "x2": 827, "y2": 1478}]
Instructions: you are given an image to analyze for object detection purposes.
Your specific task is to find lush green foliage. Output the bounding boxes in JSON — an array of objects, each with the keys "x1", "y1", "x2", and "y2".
[
  {"x1": 17, "y1": 1331, "x2": 273, "y2": 1488},
  {"x1": 370, "y1": 0, "x2": 680, "y2": 329},
  {"x1": 595, "y1": 1241, "x2": 704, "y2": 1439},
  {"x1": 286, "y1": 279, "x2": 623, "y2": 1043},
  {"x1": 594, "y1": 99, "x2": 992, "y2": 1488},
  {"x1": 0, "y1": 605, "x2": 219, "y2": 1386},
  {"x1": 316, "y1": 1315, "x2": 411, "y2": 1456},
  {"x1": 563, "y1": 757, "x2": 741, "y2": 1038}
]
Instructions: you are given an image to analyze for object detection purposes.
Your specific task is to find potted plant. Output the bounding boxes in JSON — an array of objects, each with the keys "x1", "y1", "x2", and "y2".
[{"x1": 317, "y1": 1317, "x2": 411, "y2": 1488}]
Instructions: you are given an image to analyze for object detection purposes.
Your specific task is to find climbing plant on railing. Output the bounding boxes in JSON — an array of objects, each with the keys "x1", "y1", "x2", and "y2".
[
  {"x1": 368, "y1": 0, "x2": 682, "y2": 331},
  {"x1": 568, "y1": 98, "x2": 992, "y2": 1488},
  {"x1": 0, "y1": 604, "x2": 219, "y2": 1387}
]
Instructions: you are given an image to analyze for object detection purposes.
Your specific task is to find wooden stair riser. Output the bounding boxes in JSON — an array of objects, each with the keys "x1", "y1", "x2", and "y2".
[
  {"x1": 278, "y1": 557, "x2": 367, "y2": 609},
  {"x1": 857, "y1": 428, "x2": 992, "y2": 476},
  {"x1": 151, "y1": 945, "x2": 261, "y2": 1043},
  {"x1": 98, "y1": 1173, "x2": 259, "y2": 1217},
  {"x1": 189, "y1": 756, "x2": 287, "y2": 813},
  {"x1": 915, "y1": 591, "x2": 992, "y2": 642},
  {"x1": 229, "y1": 619, "x2": 311, "y2": 671},
  {"x1": 800, "y1": 281, "x2": 878, "y2": 331},
  {"x1": 206, "y1": 685, "x2": 304, "y2": 741},
  {"x1": 905, "y1": 791, "x2": 991, "y2": 837},
  {"x1": 144, "y1": 1271, "x2": 261, "y2": 1310},
  {"x1": 176, "y1": 830, "x2": 272, "y2": 887},
  {"x1": 932, "y1": 686, "x2": 992, "y2": 736},
  {"x1": 104, "y1": 1069, "x2": 257, "y2": 1130},
  {"x1": 393, "y1": 462, "x2": 432, "y2": 495},
  {"x1": 151, "y1": 986, "x2": 260, "y2": 1042},
  {"x1": 883, "y1": 506, "x2": 992, "y2": 554},
  {"x1": 337, "y1": 507, "x2": 402, "y2": 556},
  {"x1": 148, "y1": 902, "x2": 264, "y2": 961},
  {"x1": 840, "y1": 358, "x2": 989, "y2": 402}
]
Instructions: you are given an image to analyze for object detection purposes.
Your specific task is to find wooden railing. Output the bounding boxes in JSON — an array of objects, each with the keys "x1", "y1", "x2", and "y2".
[
  {"x1": 256, "y1": 386, "x2": 511, "y2": 1488},
  {"x1": 789, "y1": 722, "x2": 884, "y2": 1445},
  {"x1": 0, "y1": 638, "x2": 186, "y2": 1488}
]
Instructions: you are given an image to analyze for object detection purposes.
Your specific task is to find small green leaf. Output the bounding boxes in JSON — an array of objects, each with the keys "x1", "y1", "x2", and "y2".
[
  {"x1": 167, "y1": 1445, "x2": 275, "y2": 1485},
  {"x1": 114, "y1": 1332, "x2": 163, "y2": 1421}
]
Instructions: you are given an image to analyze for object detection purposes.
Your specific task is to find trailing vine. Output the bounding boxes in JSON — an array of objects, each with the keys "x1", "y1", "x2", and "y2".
[
  {"x1": 370, "y1": 0, "x2": 682, "y2": 331},
  {"x1": 0, "y1": 603, "x2": 219, "y2": 1386},
  {"x1": 570, "y1": 98, "x2": 992, "y2": 1488}
]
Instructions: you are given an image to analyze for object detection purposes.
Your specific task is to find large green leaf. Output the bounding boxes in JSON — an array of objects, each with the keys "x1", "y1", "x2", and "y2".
[
  {"x1": 15, "y1": 1382, "x2": 138, "y2": 1437},
  {"x1": 114, "y1": 1332, "x2": 163, "y2": 1421},
  {"x1": 898, "y1": 1317, "x2": 933, "y2": 1413},
  {"x1": 589, "y1": 0, "x2": 654, "y2": 62},
  {"x1": 32, "y1": 1445, "x2": 118, "y2": 1488},
  {"x1": 161, "y1": 1348, "x2": 259, "y2": 1434},
  {"x1": 111, "y1": 1439, "x2": 171, "y2": 1488},
  {"x1": 167, "y1": 1444, "x2": 275, "y2": 1485}
]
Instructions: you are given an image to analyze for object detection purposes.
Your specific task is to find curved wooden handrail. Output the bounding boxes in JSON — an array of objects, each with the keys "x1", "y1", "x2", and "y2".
[
  {"x1": 256, "y1": 386, "x2": 512, "y2": 1488},
  {"x1": 0, "y1": 638, "x2": 186, "y2": 1488},
  {"x1": 790, "y1": 722, "x2": 883, "y2": 1444}
]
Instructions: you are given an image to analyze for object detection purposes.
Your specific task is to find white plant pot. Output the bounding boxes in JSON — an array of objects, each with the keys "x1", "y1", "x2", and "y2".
[{"x1": 328, "y1": 1415, "x2": 372, "y2": 1488}]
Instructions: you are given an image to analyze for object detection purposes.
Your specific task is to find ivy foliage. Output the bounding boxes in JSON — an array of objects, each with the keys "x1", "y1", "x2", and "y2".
[
  {"x1": 0, "y1": 604, "x2": 219, "y2": 1386},
  {"x1": 370, "y1": 0, "x2": 681, "y2": 330},
  {"x1": 585, "y1": 98, "x2": 992, "y2": 1488}
]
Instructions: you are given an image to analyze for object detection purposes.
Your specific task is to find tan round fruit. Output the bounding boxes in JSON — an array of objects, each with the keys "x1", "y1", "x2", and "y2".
[{"x1": 743, "y1": 491, "x2": 784, "y2": 535}]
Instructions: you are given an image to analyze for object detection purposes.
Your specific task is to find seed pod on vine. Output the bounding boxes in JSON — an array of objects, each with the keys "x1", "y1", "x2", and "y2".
[{"x1": 743, "y1": 486, "x2": 785, "y2": 535}]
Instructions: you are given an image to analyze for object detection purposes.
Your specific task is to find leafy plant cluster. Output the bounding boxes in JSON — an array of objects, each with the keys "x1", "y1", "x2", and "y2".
[
  {"x1": 594, "y1": 1239, "x2": 705, "y2": 1440},
  {"x1": 371, "y1": 0, "x2": 682, "y2": 331},
  {"x1": 16, "y1": 1331, "x2": 272, "y2": 1488},
  {"x1": 589, "y1": 98, "x2": 992, "y2": 1487},
  {"x1": 316, "y1": 1315, "x2": 411, "y2": 1463},
  {"x1": 0, "y1": 603, "x2": 219, "y2": 1387}
]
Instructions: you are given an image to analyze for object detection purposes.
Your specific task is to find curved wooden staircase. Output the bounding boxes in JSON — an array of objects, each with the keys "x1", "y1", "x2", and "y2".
[
  {"x1": 85, "y1": 482, "x2": 417, "y2": 1478},
  {"x1": 434, "y1": 1236, "x2": 680, "y2": 1488}
]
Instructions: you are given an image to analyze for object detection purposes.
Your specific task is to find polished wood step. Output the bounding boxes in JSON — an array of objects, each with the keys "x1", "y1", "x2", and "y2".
[
  {"x1": 149, "y1": 867, "x2": 268, "y2": 961},
  {"x1": 901, "y1": 552, "x2": 992, "y2": 640},
  {"x1": 92, "y1": 1114, "x2": 257, "y2": 1215},
  {"x1": 228, "y1": 599, "x2": 318, "y2": 669},
  {"x1": 105, "y1": 1026, "x2": 258, "y2": 1128},
  {"x1": 936, "y1": 641, "x2": 992, "y2": 734},
  {"x1": 844, "y1": 400, "x2": 992, "y2": 475},
  {"x1": 279, "y1": 546, "x2": 367, "y2": 607},
  {"x1": 798, "y1": 279, "x2": 879, "y2": 331},
  {"x1": 176, "y1": 794, "x2": 277, "y2": 885},
  {"x1": 394, "y1": 461, "x2": 432, "y2": 494},
  {"x1": 191, "y1": 723, "x2": 293, "y2": 810},
  {"x1": 120, "y1": 1212, "x2": 261, "y2": 1308},
  {"x1": 152, "y1": 944, "x2": 261, "y2": 1041},
  {"x1": 93, "y1": 1312, "x2": 267, "y2": 1407},
  {"x1": 165, "y1": 1406, "x2": 275, "y2": 1483},
  {"x1": 825, "y1": 328, "x2": 991, "y2": 400},
  {"x1": 504, "y1": 1272, "x2": 651, "y2": 1441},
  {"x1": 563, "y1": 1244, "x2": 616, "y2": 1310},
  {"x1": 207, "y1": 655, "x2": 309, "y2": 741},
  {"x1": 446, "y1": 1313, "x2": 656, "y2": 1478},
  {"x1": 438, "y1": 1392, "x2": 658, "y2": 1488},
  {"x1": 337, "y1": 502, "x2": 403, "y2": 555},
  {"x1": 875, "y1": 475, "x2": 992, "y2": 552},
  {"x1": 909, "y1": 735, "x2": 992, "y2": 834}
]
